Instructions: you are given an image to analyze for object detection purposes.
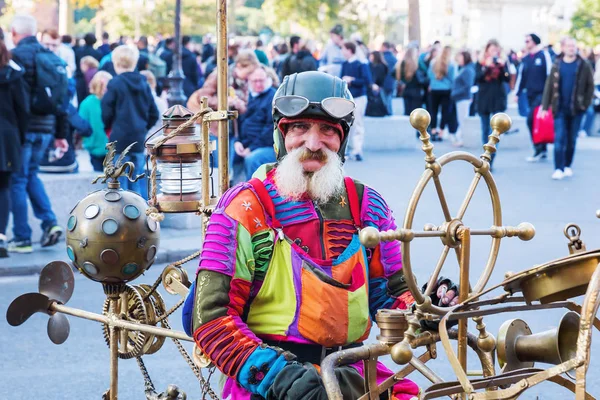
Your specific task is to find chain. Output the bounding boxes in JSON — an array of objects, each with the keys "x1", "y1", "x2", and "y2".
[
  {"x1": 143, "y1": 250, "x2": 201, "y2": 301},
  {"x1": 143, "y1": 274, "x2": 163, "y2": 301},
  {"x1": 155, "y1": 298, "x2": 184, "y2": 323},
  {"x1": 135, "y1": 356, "x2": 156, "y2": 393}
]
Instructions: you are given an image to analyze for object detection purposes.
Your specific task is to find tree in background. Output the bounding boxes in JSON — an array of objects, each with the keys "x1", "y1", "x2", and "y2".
[{"x1": 570, "y1": 0, "x2": 600, "y2": 47}]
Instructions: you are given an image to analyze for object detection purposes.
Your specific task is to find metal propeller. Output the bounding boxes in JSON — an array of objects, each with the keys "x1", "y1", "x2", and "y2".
[{"x1": 6, "y1": 261, "x2": 75, "y2": 344}]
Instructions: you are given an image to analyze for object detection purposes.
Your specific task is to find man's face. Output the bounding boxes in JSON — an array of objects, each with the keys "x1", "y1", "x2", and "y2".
[
  {"x1": 248, "y1": 68, "x2": 269, "y2": 93},
  {"x1": 525, "y1": 36, "x2": 536, "y2": 52},
  {"x1": 284, "y1": 120, "x2": 341, "y2": 173},
  {"x1": 42, "y1": 34, "x2": 60, "y2": 54},
  {"x1": 341, "y1": 46, "x2": 353, "y2": 60},
  {"x1": 235, "y1": 63, "x2": 255, "y2": 80},
  {"x1": 331, "y1": 33, "x2": 343, "y2": 46},
  {"x1": 563, "y1": 39, "x2": 577, "y2": 57}
]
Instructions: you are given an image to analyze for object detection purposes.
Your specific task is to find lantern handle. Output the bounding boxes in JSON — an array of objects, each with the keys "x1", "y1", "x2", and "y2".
[{"x1": 143, "y1": 123, "x2": 169, "y2": 148}]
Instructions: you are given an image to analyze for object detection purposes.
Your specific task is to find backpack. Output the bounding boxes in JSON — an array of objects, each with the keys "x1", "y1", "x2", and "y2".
[
  {"x1": 148, "y1": 53, "x2": 167, "y2": 79},
  {"x1": 32, "y1": 48, "x2": 68, "y2": 115}
]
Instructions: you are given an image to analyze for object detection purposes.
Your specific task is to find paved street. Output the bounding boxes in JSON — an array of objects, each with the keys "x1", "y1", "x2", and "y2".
[{"x1": 2, "y1": 126, "x2": 600, "y2": 399}]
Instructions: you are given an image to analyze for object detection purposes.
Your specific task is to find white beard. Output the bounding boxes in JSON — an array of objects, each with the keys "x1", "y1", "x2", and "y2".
[{"x1": 274, "y1": 147, "x2": 345, "y2": 205}]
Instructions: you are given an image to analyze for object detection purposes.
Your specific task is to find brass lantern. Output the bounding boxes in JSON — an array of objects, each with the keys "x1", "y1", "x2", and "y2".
[{"x1": 145, "y1": 104, "x2": 215, "y2": 214}]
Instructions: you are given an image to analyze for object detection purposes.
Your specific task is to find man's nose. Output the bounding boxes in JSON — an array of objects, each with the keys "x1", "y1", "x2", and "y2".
[{"x1": 303, "y1": 127, "x2": 324, "y2": 151}]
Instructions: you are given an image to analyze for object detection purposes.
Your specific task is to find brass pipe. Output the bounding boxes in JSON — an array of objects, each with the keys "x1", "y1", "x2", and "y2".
[
  {"x1": 322, "y1": 343, "x2": 389, "y2": 400},
  {"x1": 409, "y1": 356, "x2": 443, "y2": 384},
  {"x1": 456, "y1": 173, "x2": 482, "y2": 221},
  {"x1": 458, "y1": 228, "x2": 471, "y2": 376},
  {"x1": 216, "y1": 0, "x2": 229, "y2": 196},
  {"x1": 200, "y1": 97, "x2": 211, "y2": 233},
  {"x1": 50, "y1": 302, "x2": 194, "y2": 342},
  {"x1": 109, "y1": 297, "x2": 119, "y2": 400}
]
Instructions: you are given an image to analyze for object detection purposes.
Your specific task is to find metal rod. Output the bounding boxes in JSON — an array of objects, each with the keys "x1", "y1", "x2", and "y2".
[
  {"x1": 456, "y1": 173, "x2": 481, "y2": 221},
  {"x1": 50, "y1": 302, "x2": 194, "y2": 342},
  {"x1": 432, "y1": 175, "x2": 452, "y2": 222},
  {"x1": 458, "y1": 227, "x2": 471, "y2": 395},
  {"x1": 216, "y1": 0, "x2": 229, "y2": 196},
  {"x1": 424, "y1": 245, "x2": 450, "y2": 296},
  {"x1": 409, "y1": 356, "x2": 444, "y2": 384},
  {"x1": 201, "y1": 97, "x2": 211, "y2": 234},
  {"x1": 119, "y1": 292, "x2": 127, "y2": 353},
  {"x1": 109, "y1": 298, "x2": 119, "y2": 400}
]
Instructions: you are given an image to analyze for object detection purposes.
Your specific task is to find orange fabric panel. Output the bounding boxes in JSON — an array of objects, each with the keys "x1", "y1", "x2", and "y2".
[
  {"x1": 224, "y1": 189, "x2": 268, "y2": 236},
  {"x1": 368, "y1": 245, "x2": 384, "y2": 279},
  {"x1": 298, "y1": 267, "x2": 349, "y2": 347}
]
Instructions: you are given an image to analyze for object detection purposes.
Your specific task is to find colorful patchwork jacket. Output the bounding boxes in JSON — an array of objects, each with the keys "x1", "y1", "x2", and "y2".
[{"x1": 188, "y1": 166, "x2": 415, "y2": 398}]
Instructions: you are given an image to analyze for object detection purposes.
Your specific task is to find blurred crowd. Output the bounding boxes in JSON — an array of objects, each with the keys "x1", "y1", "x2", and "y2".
[{"x1": 1, "y1": 13, "x2": 599, "y2": 257}]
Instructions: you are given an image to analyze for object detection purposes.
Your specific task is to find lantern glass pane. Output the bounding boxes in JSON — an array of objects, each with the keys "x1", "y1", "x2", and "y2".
[{"x1": 158, "y1": 161, "x2": 202, "y2": 194}]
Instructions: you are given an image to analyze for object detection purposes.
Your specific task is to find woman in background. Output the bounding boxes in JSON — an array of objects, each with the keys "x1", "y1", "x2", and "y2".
[
  {"x1": 450, "y1": 50, "x2": 476, "y2": 147},
  {"x1": 427, "y1": 46, "x2": 455, "y2": 141}
]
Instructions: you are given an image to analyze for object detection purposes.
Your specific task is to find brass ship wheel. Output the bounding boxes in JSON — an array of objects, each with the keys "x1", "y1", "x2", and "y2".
[{"x1": 360, "y1": 109, "x2": 535, "y2": 316}]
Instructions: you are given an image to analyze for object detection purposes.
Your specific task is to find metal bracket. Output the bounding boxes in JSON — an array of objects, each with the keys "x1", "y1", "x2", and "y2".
[{"x1": 203, "y1": 110, "x2": 238, "y2": 122}]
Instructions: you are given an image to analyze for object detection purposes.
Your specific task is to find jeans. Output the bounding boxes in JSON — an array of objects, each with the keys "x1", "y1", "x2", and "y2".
[
  {"x1": 429, "y1": 90, "x2": 451, "y2": 131},
  {"x1": 454, "y1": 100, "x2": 471, "y2": 141},
  {"x1": 554, "y1": 111, "x2": 584, "y2": 171},
  {"x1": 115, "y1": 151, "x2": 147, "y2": 199},
  {"x1": 580, "y1": 104, "x2": 595, "y2": 136},
  {"x1": 11, "y1": 133, "x2": 57, "y2": 241},
  {"x1": 518, "y1": 91, "x2": 530, "y2": 117},
  {"x1": 527, "y1": 93, "x2": 547, "y2": 155},
  {"x1": 0, "y1": 172, "x2": 10, "y2": 235},
  {"x1": 243, "y1": 147, "x2": 276, "y2": 180},
  {"x1": 90, "y1": 154, "x2": 105, "y2": 172},
  {"x1": 480, "y1": 113, "x2": 497, "y2": 164},
  {"x1": 380, "y1": 89, "x2": 394, "y2": 115}
]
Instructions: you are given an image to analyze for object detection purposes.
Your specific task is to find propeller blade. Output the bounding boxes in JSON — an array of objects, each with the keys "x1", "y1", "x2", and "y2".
[
  {"x1": 47, "y1": 313, "x2": 70, "y2": 344},
  {"x1": 39, "y1": 261, "x2": 75, "y2": 305},
  {"x1": 6, "y1": 293, "x2": 51, "y2": 326}
]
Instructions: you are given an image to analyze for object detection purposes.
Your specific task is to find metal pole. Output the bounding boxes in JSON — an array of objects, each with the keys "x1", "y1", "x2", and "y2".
[
  {"x1": 201, "y1": 97, "x2": 211, "y2": 234},
  {"x1": 216, "y1": 0, "x2": 229, "y2": 196},
  {"x1": 167, "y1": 0, "x2": 187, "y2": 107},
  {"x1": 458, "y1": 227, "x2": 471, "y2": 400},
  {"x1": 108, "y1": 297, "x2": 119, "y2": 400}
]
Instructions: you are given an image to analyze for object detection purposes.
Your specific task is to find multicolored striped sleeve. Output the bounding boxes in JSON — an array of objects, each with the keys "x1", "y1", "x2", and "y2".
[
  {"x1": 360, "y1": 186, "x2": 414, "y2": 319},
  {"x1": 192, "y1": 183, "x2": 289, "y2": 397}
]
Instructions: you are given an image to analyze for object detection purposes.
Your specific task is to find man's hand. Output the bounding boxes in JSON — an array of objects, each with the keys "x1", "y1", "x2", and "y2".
[
  {"x1": 54, "y1": 138, "x2": 69, "y2": 153},
  {"x1": 234, "y1": 141, "x2": 250, "y2": 157},
  {"x1": 371, "y1": 83, "x2": 379, "y2": 92},
  {"x1": 342, "y1": 76, "x2": 354, "y2": 84},
  {"x1": 420, "y1": 277, "x2": 459, "y2": 330},
  {"x1": 538, "y1": 109, "x2": 548, "y2": 119},
  {"x1": 229, "y1": 96, "x2": 244, "y2": 110}
]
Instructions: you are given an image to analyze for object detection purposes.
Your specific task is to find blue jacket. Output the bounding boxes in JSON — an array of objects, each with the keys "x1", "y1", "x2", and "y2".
[
  {"x1": 451, "y1": 62, "x2": 476, "y2": 101},
  {"x1": 101, "y1": 71, "x2": 159, "y2": 153},
  {"x1": 182, "y1": 47, "x2": 200, "y2": 98},
  {"x1": 382, "y1": 51, "x2": 397, "y2": 92},
  {"x1": 341, "y1": 59, "x2": 372, "y2": 98},
  {"x1": 516, "y1": 50, "x2": 552, "y2": 97},
  {"x1": 428, "y1": 62, "x2": 455, "y2": 91},
  {"x1": 238, "y1": 87, "x2": 276, "y2": 150}
]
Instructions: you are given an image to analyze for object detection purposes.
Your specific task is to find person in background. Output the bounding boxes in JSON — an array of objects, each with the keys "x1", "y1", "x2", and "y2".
[
  {"x1": 540, "y1": 37, "x2": 594, "y2": 180},
  {"x1": 58, "y1": 34, "x2": 76, "y2": 78},
  {"x1": 233, "y1": 65, "x2": 277, "y2": 180},
  {"x1": 427, "y1": 46, "x2": 455, "y2": 142},
  {"x1": 281, "y1": 37, "x2": 317, "y2": 78},
  {"x1": 450, "y1": 50, "x2": 476, "y2": 147},
  {"x1": 101, "y1": 45, "x2": 159, "y2": 197},
  {"x1": 254, "y1": 39, "x2": 269, "y2": 66},
  {"x1": 80, "y1": 55, "x2": 99, "y2": 89},
  {"x1": 367, "y1": 51, "x2": 389, "y2": 116},
  {"x1": 159, "y1": 37, "x2": 175, "y2": 75},
  {"x1": 136, "y1": 36, "x2": 150, "y2": 72},
  {"x1": 398, "y1": 47, "x2": 427, "y2": 118},
  {"x1": 97, "y1": 32, "x2": 111, "y2": 58},
  {"x1": 350, "y1": 32, "x2": 369, "y2": 63},
  {"x1": 182, "y1": 35, "x2": 201, "y2": 99},
  {"x1": 140, "y1": 70, "x2": 168, "y2": 138},
  {"x1": 10, "y1": 14, "x2": 68, "y2": 253},
  {"x1": 475, "y1": 39, "x2": 509, "y2": 166},
  {"x1": 201, "y1": 33, "x2": 214, "y2": 63},
  {"x1": 79, "y1": 71, "x2": 111, "y2": 172},
  {"x1": 380, "y1": 41, "x2": 398, "y2": 115},
  {"x1": 319, "y1": 24, "x2": 345, "y2": 77},
  {"x1": 515, "y1": 33, "x2": 552, "y2": 162},
  {"x1": 75, "y1": 33, "x2": 102, "y2": 104},
  {"x1": 272, "y1": 42, "x2": 289, "y2": 79},
  {"x1": 579, "y1": 49, "x2": 597, "y2": 137},
  {"x1": 341, "y1": 41, "x2": 371, "y2": 161},
  {"x1": 0, "y1": 26, "x2": 29, "y2": 257}
]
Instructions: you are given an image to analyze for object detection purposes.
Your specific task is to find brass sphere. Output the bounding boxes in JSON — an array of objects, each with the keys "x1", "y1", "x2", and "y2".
[
  {"x1": 477, "y1": 333, "x2": 496, "y2": 353},
  {"x1": 409, "y1": 108, "x2": 431, "y2": 132},
  {"x1": 490, "y1": 113, "x2": 512, "y2": 134},
  {"x1": 517, "y1": 222, "x2": 536, "y2": 241},
  {"x1": 390, "y1": 341, "x2": 413, "y2": 365},
  {"x1": 596, "y1": 210, "x2": 600, "y2": 219},
  {"x1": 359, "y1": 226, "x2": 381, "y2": 248},
  {"x1": 66, "y1": 187, "x2": 160, "y2": 284}
]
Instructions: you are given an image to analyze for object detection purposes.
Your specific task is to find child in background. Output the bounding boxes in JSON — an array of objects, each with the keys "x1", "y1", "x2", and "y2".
[
  {"x1": 79, "y1": 71, "x2": 112, "y2": 172},
  {"x1": 80, "y1": 55, "x2": 100, "y2": 98},
  {"x1": 140, "y1": 70, "x2": 168, "y2": 138},
  {"x1": 101, "y1": 45, "x2": 159, "y2": 197}
]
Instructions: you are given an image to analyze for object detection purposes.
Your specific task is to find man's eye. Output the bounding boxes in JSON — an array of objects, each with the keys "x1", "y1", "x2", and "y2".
[
  {"x1": 320, "y1": 125, "x2": 337, "y2": 135},
  {"x1": 290, "y1": 123, "x2": 310, "y2": 131}
]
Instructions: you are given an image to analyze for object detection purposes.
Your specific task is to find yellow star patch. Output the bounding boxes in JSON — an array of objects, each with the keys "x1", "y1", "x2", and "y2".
[{"x1": 339, "y1": 196, "x2": 347, "y2": 207}]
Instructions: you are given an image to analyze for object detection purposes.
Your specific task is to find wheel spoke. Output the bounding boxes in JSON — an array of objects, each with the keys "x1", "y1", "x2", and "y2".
[
  {"x1": 456, "y1": 173, "x2": 482, "y2": 221},
  {"x1": 432, "y1": 175, "x2": 452, "y2": 222},
  {"x1": 424, "y1": 245, "x2": 450, "y2": 296}
]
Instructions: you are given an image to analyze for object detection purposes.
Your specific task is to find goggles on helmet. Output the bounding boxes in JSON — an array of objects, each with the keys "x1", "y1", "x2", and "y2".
[{"x1": 273, "y1": 95, "x2": 355, "y2": 120}]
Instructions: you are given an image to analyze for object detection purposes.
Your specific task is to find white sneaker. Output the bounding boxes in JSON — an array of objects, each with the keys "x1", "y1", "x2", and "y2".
[
  {"x1": 526, "y1": 152, "x2": 548, "y2": 162},
  {"x1": 551, "y1": 169, "x2": 564, "y2": 180},
  {"x1": 563, "y1": 167, "x2": 573, "y2": 177}
]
